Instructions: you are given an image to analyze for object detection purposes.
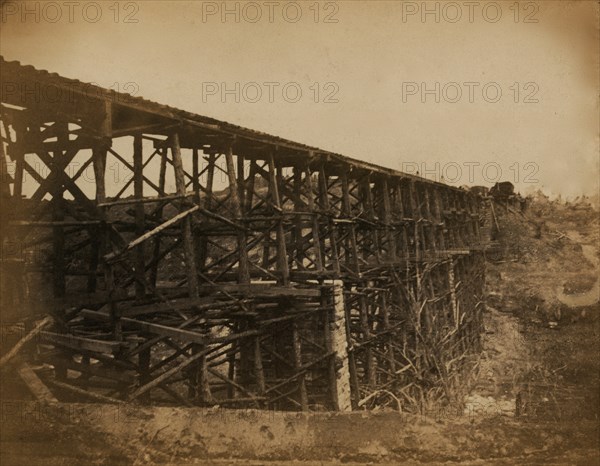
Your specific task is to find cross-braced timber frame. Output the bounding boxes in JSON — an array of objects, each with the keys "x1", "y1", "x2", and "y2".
[{"x1": 0, "y1": 57, "x2": 485, "y2": 411}]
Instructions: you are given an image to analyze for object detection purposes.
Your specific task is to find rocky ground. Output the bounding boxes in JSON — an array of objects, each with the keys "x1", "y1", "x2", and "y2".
[{"x1": 1, "y1": 196, "x2": 598, "y2": 465}]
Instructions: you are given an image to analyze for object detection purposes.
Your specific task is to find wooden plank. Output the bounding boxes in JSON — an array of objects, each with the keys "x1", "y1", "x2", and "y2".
[
  {"x1": 341, "y1": 171, "x2": 361, "y2": 273},
  {"x1": 292, "y1": 322, "x2": 309, "y2": 411},
  {"x1": 207, "y1": 367, "x2": 257, "y2": 400},
  {"x1": 318, "y1": 165, "x2": 341, "y2": 274},
  {"x1": 197, "y1": 207, "x2": 247, "y2": 231},
  {"x1": 171, "y1": 132, "x2": 200, "y2": 298},
  {"x1": 98, "y1": 193, "x2": 194, "y2": 208},
  {"x1": 225, "y1": 143, "x2": 250, "y2": 284},
  {"x1": 304, "y1": 161, "x2": 324, "y2": 272},
  {"x1": 254, "y1": 337, "x2": 266, "y2": 396},
  {"x1": 381, "y1": 178, "x2": 397, "y2": 261},
  {"x1": 194, "y1": 283, "x2": 320, "y2": 298},
  {"x1": 123, "y1": 318, "x2": 207, "y2": 344},
  {"x1": 40, "y1": 331, "x2": 123, "y2": 353},
  {"x1": 52, "y1": 353, "x2": 135, "y2": 383},
  {"x1": 129, "y1": 346, "x2": 212, "y2": 400},
  {"x1": 150, "y1": 146, "x2": 169, "y2": 287},
  {"x1": 197, "y1": 153, "x2": 216, "y2": 273},
  {"x1": 9, "y1": 220, "x2": 102, "y2": 227},
  {"x1": 52, "y1": 125, "x2": 67, "y2": 298},
  {"x1": 120, "y1": 298, "x2": 239, "y2": 318},
  {"x1": 111, "y1": 122, "x2": 176, "y2": 138},
  {"x1": 18, "y1": 363, "x2": 58, "y2": 402},
  {"x1": 0, "y1": 316, "x2": 53, "y2": 368},
  {"x1": 104, "y1": 205, "x2": 200, "y2": 262},
  {"x1": 133, "y1": 133, "x2": 146, "y2": 299},
  {"x1": 270, "y1": 154, "x2": 290, "y2": 285},
  {"x1": 48, "y1": 379, "x2": 124, "y2": 404},
  {"x1": 28, "y1": 289, "x2": 130, "y2": 313}
]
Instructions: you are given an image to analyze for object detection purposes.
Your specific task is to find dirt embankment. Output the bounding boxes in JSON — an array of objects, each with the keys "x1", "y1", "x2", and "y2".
[
  {"x1": 1, "y1": 401, "x2": 598, "y2": 466},
  {"x1": 481, "y1": 198, "x2": 599, "y2": 423}
]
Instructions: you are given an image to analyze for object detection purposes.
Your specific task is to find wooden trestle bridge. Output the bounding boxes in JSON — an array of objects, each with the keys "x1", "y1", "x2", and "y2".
[{"x1": 0, "y1": 57, "x2": 486, "y2": 411}]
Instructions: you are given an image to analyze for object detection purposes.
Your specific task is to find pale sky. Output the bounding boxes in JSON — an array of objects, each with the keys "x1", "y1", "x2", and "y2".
[{"x1": 1, "y1": 0, "x2": 598, "y2": 198}]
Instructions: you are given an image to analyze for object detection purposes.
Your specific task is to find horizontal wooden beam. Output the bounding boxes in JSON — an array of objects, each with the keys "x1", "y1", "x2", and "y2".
[
  {"x1": 41, "y1": 331, "x2": 123, "y2": 353},
  {"x1": 98, "y1": 193, "x2": 195, "y2": 208}
]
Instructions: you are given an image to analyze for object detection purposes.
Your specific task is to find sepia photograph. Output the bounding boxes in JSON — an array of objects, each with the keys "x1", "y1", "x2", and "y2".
[{"x1": 0, "y1": 1, "x2": 598, "y2": 464}]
